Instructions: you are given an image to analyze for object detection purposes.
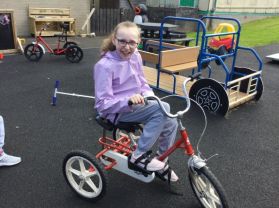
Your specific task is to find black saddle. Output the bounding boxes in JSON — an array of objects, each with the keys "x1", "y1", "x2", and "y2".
[
  {"x1": 95, "y1": 115, "x2": 141, "y2": 133},
  {"x1": 60, "y1": 23, "x2": 70, "y2": 31}
]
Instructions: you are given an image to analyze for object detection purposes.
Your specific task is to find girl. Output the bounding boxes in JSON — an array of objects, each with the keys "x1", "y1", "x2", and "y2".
[{"x1": 94, "y1": 21, "x2": 178, "y2": 181}]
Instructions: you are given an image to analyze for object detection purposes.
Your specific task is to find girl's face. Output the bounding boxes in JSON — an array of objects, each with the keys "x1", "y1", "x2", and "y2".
[{"x1": 112, "y1": 27, "x2": 140, "y2": 59}]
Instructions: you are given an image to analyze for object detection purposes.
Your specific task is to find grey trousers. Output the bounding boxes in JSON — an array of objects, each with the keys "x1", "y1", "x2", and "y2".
[
  {"x1": 0, "y1": 115, "x2": 5, "y2": 150},
  {"x1": 117, "y1": 101, "x2": 178, "y2": 157}
]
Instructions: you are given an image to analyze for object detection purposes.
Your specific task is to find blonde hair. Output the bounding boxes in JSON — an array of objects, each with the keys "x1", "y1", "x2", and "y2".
[{"x1": 100, "y1": 21, "x2": 141, "y2": 54}]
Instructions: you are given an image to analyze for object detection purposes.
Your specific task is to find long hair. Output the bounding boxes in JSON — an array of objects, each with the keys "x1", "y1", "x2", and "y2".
[{"x1": 100, "y1": 21, "x2": 141, "y2": 54}]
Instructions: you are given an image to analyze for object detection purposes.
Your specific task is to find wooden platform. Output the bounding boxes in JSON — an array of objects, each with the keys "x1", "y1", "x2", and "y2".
[{"x1": 143, "y1": 66, "x2": 193, "y2": 96}]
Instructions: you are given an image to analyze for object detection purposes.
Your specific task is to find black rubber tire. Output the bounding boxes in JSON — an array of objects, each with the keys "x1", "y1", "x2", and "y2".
[
  {"x1": 24, "y1": 43, "x2": 43, "y2": 62},
  {"x1": 65, "y1": 45, "x2": 83, "y2": 63},
  {"x1": 189, "y1": 166, "x2": 229, "y2": 208},
  {"x1": 189, "y1": 78, "x2": 229, "y2": 116},
  {"x1": 63, "y1": 150, "x2": 107, "y2": 202},
  {"x1": 231, "y1": 67, "x2": 264, "y2": 101},
  {"x1": 63, "y1": 41, "x2": 77, "y2": 49},
  {"x1": 255, "y1": 77, "x2": 264, "y2": 101}
]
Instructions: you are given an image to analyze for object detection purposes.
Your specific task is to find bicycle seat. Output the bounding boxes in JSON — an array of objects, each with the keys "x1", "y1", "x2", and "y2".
[
  {"x1": 95, "y1": 115, "x2": 141, "y2": 132},
  {"x1": 60, "y1": 23, "x2": 69, "y2": 31},
  {"x1": 53, "y1": 34, "x2": 66, "y2": 38}
]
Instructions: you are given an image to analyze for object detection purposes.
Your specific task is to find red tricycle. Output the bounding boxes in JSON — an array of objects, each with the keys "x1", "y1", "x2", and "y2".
[
  {"x1": 62, "y1": 75, "x2": 229, "y2": 208},
  {"x1": 24, "y1": 23, "x2": 83, "y2": 63}
]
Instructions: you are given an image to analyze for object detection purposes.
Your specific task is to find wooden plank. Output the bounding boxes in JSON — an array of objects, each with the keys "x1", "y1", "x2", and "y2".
[
  {"x1": 145, "y1": 39, "x2": 185, "y2": 49},
  {"x1": 29, "y1": 7, "x2": 70, "y2": 16},
  {"x1": 162, "y1": 61, "x2": 197, "y2": 73},
  {"x1": 143, "y1": 66, "x2": 193, "y2": 96},
  {"x1": 228, "y1": 91, "x2": 256, "y2": 109},
  {"x1": 139, "y1": 50, "x2": 159, "y2": 64},
  {"x1": 160, "y1": 46, "x2": 200, "y2": 68}
]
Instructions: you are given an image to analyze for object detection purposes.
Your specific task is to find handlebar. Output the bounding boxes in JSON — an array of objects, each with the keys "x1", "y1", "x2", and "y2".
[
  {"x1": 145, "y1": 77, "x2": 191, "y2": 118},
  {"x1": 40, "y1": 23, "x2": 51, "y2": 31},
  {"x1": 128, "y1": 73, "x2": 201, "y2": 118}
]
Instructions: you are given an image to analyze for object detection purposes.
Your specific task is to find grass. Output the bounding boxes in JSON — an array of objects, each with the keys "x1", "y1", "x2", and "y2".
[
  {"x1": 187, "y1": 16, "x2": 279, "y2": 47},
  {"x1": 239, "y1": 16, "x2": 279, "y2": 47}
]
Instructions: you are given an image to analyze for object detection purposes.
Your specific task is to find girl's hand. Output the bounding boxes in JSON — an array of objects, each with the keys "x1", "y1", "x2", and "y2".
[{"x1": 129, "y1": 94, "x2": 145, "y2": 105}]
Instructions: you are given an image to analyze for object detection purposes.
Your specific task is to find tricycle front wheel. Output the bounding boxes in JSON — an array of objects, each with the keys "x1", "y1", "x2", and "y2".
[
  {"x1": 24, "y1": 43, "x2": 43, "y2": 62},
  {"x1": 63, "y1": 150, "x2": 107, "y2": 201},
  {"x1": 189, "y1": 166, "x2": 229, "y2": 208}
]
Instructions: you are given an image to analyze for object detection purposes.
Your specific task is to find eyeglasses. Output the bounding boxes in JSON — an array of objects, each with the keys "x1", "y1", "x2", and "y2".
[{"x1": 116, "y1": 38, "x2": 138, "y2": 48}]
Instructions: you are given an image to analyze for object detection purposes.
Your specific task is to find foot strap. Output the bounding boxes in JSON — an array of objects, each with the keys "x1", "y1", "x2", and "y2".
[{"x1": 128, "y1": 150, "x2": 153, "y2": 176}]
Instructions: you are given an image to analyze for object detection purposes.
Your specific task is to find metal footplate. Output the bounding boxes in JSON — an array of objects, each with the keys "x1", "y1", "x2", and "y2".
[{"x1": 99, "y1": 150, "x2": 155, "y2": 183}]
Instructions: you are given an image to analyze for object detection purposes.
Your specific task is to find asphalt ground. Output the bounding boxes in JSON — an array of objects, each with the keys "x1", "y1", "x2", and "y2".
[{"x1": 0, "y1": 37, "x2": 279, "y2": 208}]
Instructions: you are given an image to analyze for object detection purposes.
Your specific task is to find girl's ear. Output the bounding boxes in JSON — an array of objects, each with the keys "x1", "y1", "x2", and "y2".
[{"x1": 112, "y1": 36, "x2": 117, "y2": 46}]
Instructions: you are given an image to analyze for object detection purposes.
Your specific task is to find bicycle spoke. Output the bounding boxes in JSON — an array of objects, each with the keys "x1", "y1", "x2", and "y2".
[
  {"x1": 78, "y1": 159, "x2": 86, "y2": 172},
  {"x1": 68, "y1": 167, "x2": 81, "y2": 176},
  {"x1": 206, "y1": 183, "x2": 221, "y2": 205},
  {"x1": 78, "y1": 179, "x2": 85, "y2": 190},
  {"x1": 86, "y1": 178, "x2": 99, "y2": 193}
]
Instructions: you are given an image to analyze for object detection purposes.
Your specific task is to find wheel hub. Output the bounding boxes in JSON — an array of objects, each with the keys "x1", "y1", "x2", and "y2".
[{"x1": 196, "y1": 87, "x2": 220, "y2": 112}]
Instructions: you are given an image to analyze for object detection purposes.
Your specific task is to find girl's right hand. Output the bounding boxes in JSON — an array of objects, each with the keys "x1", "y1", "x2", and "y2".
[{"x1": 129, "y1": 94, "x2": 145, "y2": 105}]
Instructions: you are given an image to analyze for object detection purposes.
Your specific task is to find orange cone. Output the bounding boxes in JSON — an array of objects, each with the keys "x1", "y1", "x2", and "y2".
[{"x1": 0, "y1": 53, "x2": 3, "y2": 60}]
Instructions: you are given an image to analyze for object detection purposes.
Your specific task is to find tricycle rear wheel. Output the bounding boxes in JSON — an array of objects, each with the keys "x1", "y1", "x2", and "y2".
[
  {"x1": 65, "y1": 45, "x2": 83, "y2": 63},
  {"x1": 63, "y1": 150, "x2": 107, "y2": 201}
]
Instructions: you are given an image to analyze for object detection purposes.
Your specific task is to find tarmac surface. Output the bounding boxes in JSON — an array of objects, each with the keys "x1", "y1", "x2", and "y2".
[{"x1": 0, "y1": 36, "x2": 279, "y2": 208}]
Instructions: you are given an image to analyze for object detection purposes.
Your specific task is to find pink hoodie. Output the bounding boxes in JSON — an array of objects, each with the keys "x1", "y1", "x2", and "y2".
[{"x1": 93, "y1": 50, "x2": 154, "y2": 122}]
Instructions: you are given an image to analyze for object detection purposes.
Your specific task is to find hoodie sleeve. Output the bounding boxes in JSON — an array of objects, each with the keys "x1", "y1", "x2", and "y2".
[
  {"x1": 135, "y1": 52, "x2": 155, "y2": 96},
  {"x1": 94, "y1": 60, "x2": 132, "y2": 115}
]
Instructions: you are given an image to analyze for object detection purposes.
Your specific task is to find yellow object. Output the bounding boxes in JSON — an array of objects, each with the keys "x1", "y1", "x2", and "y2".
[{"x1": 214, "y1": 23, "x2": 235, "y2": 39}]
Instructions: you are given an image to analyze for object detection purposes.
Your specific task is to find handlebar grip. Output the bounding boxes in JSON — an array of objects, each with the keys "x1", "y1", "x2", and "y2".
[{"x1": 128, "y1": 98, "x2": 148, "y2": 106}]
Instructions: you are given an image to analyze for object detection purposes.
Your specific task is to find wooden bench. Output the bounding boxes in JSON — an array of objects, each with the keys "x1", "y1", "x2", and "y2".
[
  {"x1": 29, "y1": 7, "x2": 76, "y2": 37},
  {"x1": 139, "y1": 44, "x2": 199, "y2": 95},
  {"x1": 139, "y1": 44, "x2": 200, "y2": 73}
]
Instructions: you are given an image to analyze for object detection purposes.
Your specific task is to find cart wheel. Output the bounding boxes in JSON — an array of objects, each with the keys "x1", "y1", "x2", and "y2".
[
  {"x1": 255, "y1": 77, "x2": 264, "y2": 101},
  {"x1": 232, "y1": 67, "x2": 264, "y2": 101},
  {"x1": 189, "y1": 166, "x2": 229, "y2": 208},
  {"x1": 65, "y1": 45, "x2": 83, "y2": 63},
  {"x1": 24, "y1": 43, "x2": 43, "y2": 62},
  {"x1": 63, "y1": 41, "x2": 77, "y2": 49},
  {"x1": 63, "y1": 150, "x2": 107, "y2": 201},
  {"x1": 189, "y1": 78, "x2": 229, "y2": 116}
]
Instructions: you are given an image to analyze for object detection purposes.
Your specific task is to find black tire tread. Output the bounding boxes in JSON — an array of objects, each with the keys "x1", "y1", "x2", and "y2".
[{"x1": 189, "y1": 166, "x2": 229, "y2": 208}]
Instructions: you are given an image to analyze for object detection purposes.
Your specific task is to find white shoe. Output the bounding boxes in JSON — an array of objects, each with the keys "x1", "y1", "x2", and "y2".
[
  {"x1": 0, "y1": 152, "x2": 22, "y2": 167},
  {"x1": 156, "y1": 152, "x2": 179, "y2": 182},
  {"x1": 130, "y1": 153, "x2": 165, "y2": 171}
]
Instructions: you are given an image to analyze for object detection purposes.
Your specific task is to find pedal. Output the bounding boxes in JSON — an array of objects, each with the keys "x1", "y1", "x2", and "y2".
[{"x1": 127, "y1": 155, "x2": 152, "y2": 177}]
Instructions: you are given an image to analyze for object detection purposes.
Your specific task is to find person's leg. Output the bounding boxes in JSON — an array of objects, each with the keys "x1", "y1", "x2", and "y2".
[
  {"x1": 0, "y1": 115, "x2": 21, "y2": 166},
  {"x1": 0, "y1": 115, "x2": 5, "y2": 154},
  {"x1": 117, "y1": 101, "x2": 177, "y2": 172},
  {"x1": 156, "y1": 102, "x2": 178, "y2": 154},
  {"x1": 118, "y1": 101, "x2": 171, "y2": 156}
]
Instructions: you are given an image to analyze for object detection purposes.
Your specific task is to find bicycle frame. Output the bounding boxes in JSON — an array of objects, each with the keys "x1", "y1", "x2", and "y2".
[
  {"x1": 97, "y1": 124, "x2": 194, "y2": 165},
  {"x1": 34, "y1": 36, "x2": 66, "y2": 55}
]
